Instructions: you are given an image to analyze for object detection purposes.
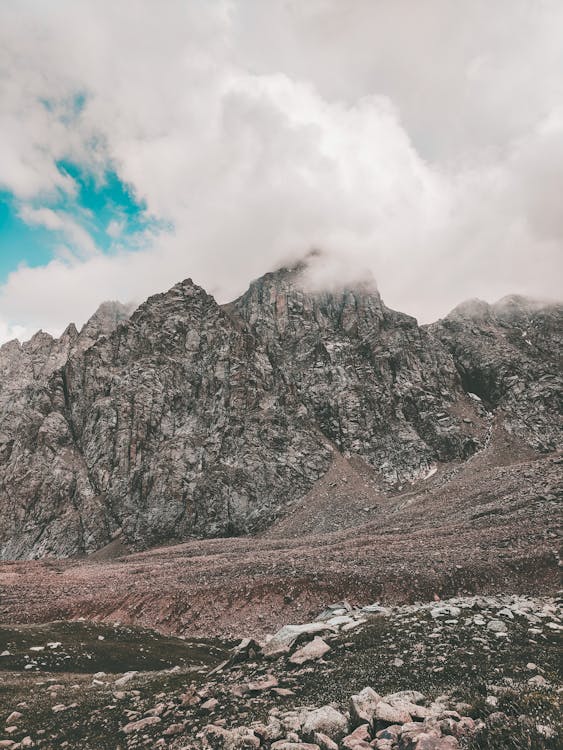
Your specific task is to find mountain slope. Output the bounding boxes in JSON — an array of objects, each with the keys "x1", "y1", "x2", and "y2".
[
  {"x1": 430, "y1": 294, "x2": 562, "y2": 452},
  {"x1": 0, "y1": 268, "x2": 560, "y2": 560}
]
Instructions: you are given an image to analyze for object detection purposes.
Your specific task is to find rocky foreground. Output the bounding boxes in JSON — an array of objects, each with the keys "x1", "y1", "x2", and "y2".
[{"x1": 1, "y1": 594, "x2": 561, "y2": 749}]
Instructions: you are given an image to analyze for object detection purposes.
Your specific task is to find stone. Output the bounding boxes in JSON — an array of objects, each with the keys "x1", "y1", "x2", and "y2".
[
  {"x1": 326, "y1": 615, "x2": 355, "y2": 627},
  {"x1": 202, "y1": 725, "x2": 260, "y2": 749},
  {"x1": 246, "y1": 674, "x2": 278, "y2": 693},
  {"x1": 163, "y1": 722, "x2": 185, "y2": 735},
  {"x1": 527, "y1": 675, "x2": 549, "y2": 687},
  {"x1": 487, "y1": 620, "x2": 508, "y2": 633},
  {"x1": 417, "y1": 737, "x2": 460, "y2": 749},
  {"x1": 350, "y1": 687, "x2": 382, "y2": 726},
  {"x1": 384, "y1": 691, "x2": 426, "y2": 706},
  {"x1": 342, "y1": 724, "x2": 372, "y2": 748},
  {"x1": 263, "y1": 624, "x2": 334, "y2": 657},
  {"x1": 114, "y1": 671, "x2": 138, "y2": 687},
  {"x1": 121, "y1": 715, "x2": 161, "y2": 734},
  {"x1": 252, "y1": 718, "x2": 284, "y2": 742},
  {"x1": 431, "y1": 606, "x2": 461, "y2": 619},
  {"x1": 301, "y1": 706, "x2": 349, "y2": 741},
  {"x1": 361, "y1": 605, "x2": 391, "y2": 616},
  {"x1": 375, "y1": 702, "x2": 412, "y2": 725},
  {"x1": 5, "y1": 712, "x2": 22, "y2": 724},
  {"x1": 289, "y1": 636, "x2": 331, "y2": 665},
  {"x1": 312, "y1": 732, "x2": 339, "y2": 750},
  {"x1": 376, "y1": 725, "x2": 402, "y2": 742}
]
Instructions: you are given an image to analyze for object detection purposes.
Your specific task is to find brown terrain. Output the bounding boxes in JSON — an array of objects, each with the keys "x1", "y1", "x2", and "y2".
[{"x1": 1, "y1": 423, "x2": 560, "y2": 641}]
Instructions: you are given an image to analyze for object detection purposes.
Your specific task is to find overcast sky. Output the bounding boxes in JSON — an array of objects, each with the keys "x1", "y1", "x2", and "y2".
[{"x1": 1, "y1": 0, "x2": 562, "y2": 343}]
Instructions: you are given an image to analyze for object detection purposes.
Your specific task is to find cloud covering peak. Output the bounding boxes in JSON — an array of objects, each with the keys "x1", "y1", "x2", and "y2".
[{"x1": 0, "y1": 0, "x2": 562, "y2": 341}]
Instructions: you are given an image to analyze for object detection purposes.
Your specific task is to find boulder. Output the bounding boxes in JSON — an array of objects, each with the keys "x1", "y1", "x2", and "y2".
[
  {"x1": 486, "y1": 620, "x2": 508, "y2": 634},
  {"x1": 312, "y1": 732, "x2": 339, "y2": 750},
  {"x1": 342, "y1": 724, "x2": 372, "y2": 749},
  {"x1": 375, "y1": 702, "x2": 412, "y2": 726},
  {"x1": 246, "y1": 674, "x2": 278, "y2": 693},
  {"x1": 350, "y1": 686, "x2": 382, "y2": 726},
  {"x1": 289, "y1": 637, "x2": 331, "y2": 665},
  {"x1": 202, "y1": 725, "x2": 260, "y2": 749},
  {"x1": 301, "y1": 706, "x2": 349, "y2": 741},
  {"x1": 121, "y1": 716, "x2": 161, "y2": 734},
  {"x1": 263, "y1": 624, "x2": 334, "y2": 657}
]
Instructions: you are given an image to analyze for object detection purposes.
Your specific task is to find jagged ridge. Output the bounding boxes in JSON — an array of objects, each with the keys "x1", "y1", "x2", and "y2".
[{"x1": 0, "y1": 267, "x2": 560, "y2": 559}]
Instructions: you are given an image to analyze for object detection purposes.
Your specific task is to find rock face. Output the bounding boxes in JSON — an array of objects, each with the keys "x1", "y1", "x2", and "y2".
[
  {"x1": 430, "y1": 294, "x2": 563, "y2": 452},
  {"x1": 0, "y1": 267, "x2": 560, "y2": 559},
  {"x1": 230, "y1": 268, "x2": 484, "y2": 482}
]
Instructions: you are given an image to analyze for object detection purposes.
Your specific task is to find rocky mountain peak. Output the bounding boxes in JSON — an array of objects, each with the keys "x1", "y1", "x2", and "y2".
[
  {"x1": 0, "y1": 268, "x2": 560, "y2": 560},
  {"x1": 77, "y1": 299, "x2": 134, "y2": 345},
  {"x1": 445, "y1": 298, "x2": 492, "y2": 321},
  {"x1": 431, "y1": 295, "x2": 562, "y2": 449}
]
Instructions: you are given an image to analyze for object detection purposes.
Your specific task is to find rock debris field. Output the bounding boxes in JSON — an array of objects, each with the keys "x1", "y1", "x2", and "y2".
[{"x1": 0, "y1": 594, "x2": 561, "y2": 749}]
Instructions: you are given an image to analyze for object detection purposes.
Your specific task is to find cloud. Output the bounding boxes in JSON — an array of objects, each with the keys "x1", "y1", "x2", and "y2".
[
  {"x1": 0, "y1": 0, "x2": 561, "y2": 342},
  {"x1": 106, "y1": 218, "x2": 124, "y2": 239},
  {"x1": 18, "y1": 206, "x2": 99, "y2": 258}
]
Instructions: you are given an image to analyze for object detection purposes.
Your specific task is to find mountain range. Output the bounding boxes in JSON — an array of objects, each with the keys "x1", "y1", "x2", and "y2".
[{"x1": 0, "y1": 264, "x2": 561, "y2": 560}]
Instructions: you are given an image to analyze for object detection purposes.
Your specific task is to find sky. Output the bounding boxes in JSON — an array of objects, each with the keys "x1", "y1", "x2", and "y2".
[{"x1": 0, "y1": 0, "x2": 562, "y2": 343}]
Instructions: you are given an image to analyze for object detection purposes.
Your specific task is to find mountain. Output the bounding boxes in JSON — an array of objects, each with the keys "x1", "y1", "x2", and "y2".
[
  {"x1": 431, "y1": 294, "x2": 562, "y2": 452},
  {"x1": 0, "y1": 268, "x2": 560, "y2": 560}
]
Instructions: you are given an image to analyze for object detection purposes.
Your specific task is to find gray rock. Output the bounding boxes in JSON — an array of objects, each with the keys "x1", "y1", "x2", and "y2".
[
  {"x1": 202, "y1": 725, "x2": 260, "y2": 749},
  {"x1": 350, "y1": 686, "x2": 382, "y2": 727},
  {"x1": 114, "y1": 671, "x2": 138, "y2": 687},
  {"x1": 301, "y1": 705, "x2": 349, "y2": 740},
  {"x1": 486, "y1": 620, "x2": 508, "y2": 633},
  {"x1": 289, "y1": 636, "x2": 331, "y2": 665},
  {"x1": 263, "y1": 623, "x2": 334, "y2": 657},
  {"x1": 375, "y1": 701, "x2": 412, "y2": 725},
  {"x1": 383, "y1": 690, "x2": 426, "y2": 706},
  {"x1": 120, "y1": 715, "x2": 161, "y2": 734},
  {"x1": 0, "y1": 264, "x2": 559, "y2": 559}
]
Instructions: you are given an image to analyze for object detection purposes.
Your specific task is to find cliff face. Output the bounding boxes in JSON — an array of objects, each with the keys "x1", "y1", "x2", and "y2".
[
  {"x1": 0, "y1": 270, "x2": 560, "y2": 560},
  {"x1": 230, "y1": 268, "x2": 484, "y2": 482},
  {"x1": 430, "y1": 295, "x2": 563, "y2": 452}
]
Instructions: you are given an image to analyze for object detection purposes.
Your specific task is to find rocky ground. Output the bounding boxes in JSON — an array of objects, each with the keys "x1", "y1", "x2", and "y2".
[
  {"x1": 0, "y1": 594, "x2": 560, "y2": 749},
  {"x1": 0, "y1": 427, "x2": 560, "y2": 639}
]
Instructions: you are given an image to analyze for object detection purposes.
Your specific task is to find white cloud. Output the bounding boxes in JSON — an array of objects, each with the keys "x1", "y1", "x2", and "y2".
[
  {"x1": 0, "y1": 0, "x2": 561, "y2": 342},
  {"x1": 18, "y1": 206, "x2": 98, "y2": 258},
  {"x1": 106, "y1": 219, "x2": 124, "y2": 239}
]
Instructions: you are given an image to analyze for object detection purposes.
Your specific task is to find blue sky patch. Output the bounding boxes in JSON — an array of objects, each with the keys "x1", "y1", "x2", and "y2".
[
  {"x1": 0, "y1": 160, "x2": 167, "y2": 284},
  {"x1": 0, "y1": 192, "x2": 54, "y2": 279}
]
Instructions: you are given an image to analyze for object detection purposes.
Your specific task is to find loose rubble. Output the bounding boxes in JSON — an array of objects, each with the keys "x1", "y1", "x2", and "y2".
[{"x1": 0, "y1": 594, "x2": 560, "y2": 749}]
